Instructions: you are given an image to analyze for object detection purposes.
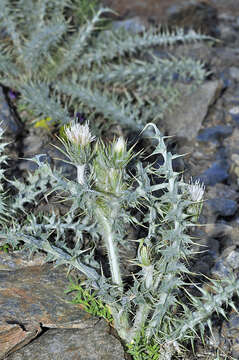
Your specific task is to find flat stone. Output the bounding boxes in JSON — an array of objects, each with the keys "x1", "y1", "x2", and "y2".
[
  {"x1": 0, "y1": 253, "x2": 99, "y2": 359},
  {"x1": 0, "y1": 250, "x2": 45, "y2": 271},
  {"x1": 7, "y1": 319, "x2": 125, "y2": 360},
  {"x1": 164, "y1": 80, "x2": 223, "y2": 141}
]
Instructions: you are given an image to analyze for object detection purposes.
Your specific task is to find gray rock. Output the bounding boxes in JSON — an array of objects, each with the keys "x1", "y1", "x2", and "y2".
[
  {"x1": 164, "y1": 80, "x2": 223, "y2": 141},
  {"x1": 23, "y1": 133, "x2": 44, "y2": 155},
  {"x1": 165, "y1": 0, "x2": 219, "y2": 36},
  {"x1": 205, "y1": 223, "x2": 234, "y2": 239},
  {"x1": 0, "y1": 249, "x2": 45, "y2": 270},
  {"x1": 197, "y1": 125, "x2": 233, "y2": 144},
  {"x1": 218, "y1": 23, "x2": 237, "y2": 43},
  {"x1": 206, "y1": 198, "x2": 237, "y2": 217},
  {"x1": 197, "y1": 160, "x2": 229, "y2": 186},
  {"x1": 221, "y1": 312, "x2": 239, "y2": 359},
  {"x1": 211, "y1": 259, "x2": 231, "y2": 279},
  {"x1": 111, "y1": 17, "x2": 145, "y2": 33},
  {"x1": 213, "y1": 47, "x2": 239, "y2": 68},
  {"x1": 0, "y1": 87, "x2": 22, "y2": 136},
  {"x1": 229, "y1": 106, "x2": 239, "y2": 124},
  {"x1": 211, "y1": 245, "x2": 239, "y2": 281},
  {"x1": 173, "y1": 43, "x2": 214, "y2": 64},
  {"x1": 224, "y1": 250, "x2": 239, "y2": 270},
  {"x1": 206, "y1": 183, "x2": 239, "y2": 202},
  {"x1": 229, "y1": 67, "x2": 239, "y2": 81},
  {"x1": 0, "y1": 258, "x2": 100, "y2": 359},
  {"x1": 7, "y1": 320, "x2": 125, "y2": 360},
  {"x1": 18, "y1": 128, "x2": 76, "y2": 178}
]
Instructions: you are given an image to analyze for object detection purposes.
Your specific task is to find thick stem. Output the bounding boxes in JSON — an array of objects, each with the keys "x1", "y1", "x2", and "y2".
[
  {"x1": 109, "y1": 305, "x2": 131, "y2": 342},
  {"x1": 76, "y1": 164, "x2": 86, "y2": 184},
  {"x1": 128, "y1": 264, "x2": 154, "y2": 341},
  {"x1": 95, "y1": 207, "x2": 131, "y2": 339},
  {"x1": 128, "y1": 303, "x2": 151, "y2": 342},
  {"x1": 95, "y1": 208, "x2": 123, "y2": 287}
]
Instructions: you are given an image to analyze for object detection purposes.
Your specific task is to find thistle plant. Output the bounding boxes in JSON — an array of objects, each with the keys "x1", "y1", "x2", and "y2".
[
  {"x1": 0, "y1": 0, "x2": 212, "y2": 134},
  {"x1": 0, "y1": 122, "x2": 239, "y2": 359}
]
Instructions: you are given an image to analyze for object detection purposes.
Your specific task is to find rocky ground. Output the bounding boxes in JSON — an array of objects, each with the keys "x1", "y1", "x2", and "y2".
[{"x1": 1, "y1": 0, "x2": 239, "y2": 359}]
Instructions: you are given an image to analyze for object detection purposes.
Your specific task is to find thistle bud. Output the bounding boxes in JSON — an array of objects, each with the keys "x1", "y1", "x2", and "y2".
[
  {"x1": 186, "y1": 178, "x2": 205, "y2": 223},
  {"x1": 113, "y1": 137, "x2": 126, "y2": 154},
  {"x1": 139, "y1": 244, "x2": 151, "y2": 266},
  {"x1": 65, "y1": 121, "x2": 95, "y2": 147},
  {"x1": 111, "y1": 136, "x2": 132, "y2": 170},
  {"x1": 188, "y1": 178, "x2": 205, "y2": 202}
]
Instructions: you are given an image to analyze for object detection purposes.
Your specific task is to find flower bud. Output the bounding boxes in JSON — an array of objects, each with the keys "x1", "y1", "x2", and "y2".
[
  {"x1": 65, "y1": 121, "x2": 95, "y2": 147},
  {"x1": 139, "y1": 244, "x2": 151, "y2": 266},
  {"x1": 110, "y1": 136, "x2": 132, "y2": 170},
  {"x1": 188, "y1": 178, "x2": 205, "y2": 202},
  {"x1": 113, "y1": 137, "x2": 126, "y2": 154}
]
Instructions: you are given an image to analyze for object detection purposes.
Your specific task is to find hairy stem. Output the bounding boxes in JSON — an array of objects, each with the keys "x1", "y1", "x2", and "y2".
[
  {"x1": 109, "y1": 305, "x2": 131, "y2": 342},
  {"x1": 95, "y1": 208, "x2": 123, "y2": 287},
  {"x1": 94, "y1": 206, "x2": 132, "y2": 339},
  {"x1": 128, "y1": 264, "x2": 154, "y2": 341},
  {"x1": 76, "y1": 164, "x2": 86, "y2": 185}
]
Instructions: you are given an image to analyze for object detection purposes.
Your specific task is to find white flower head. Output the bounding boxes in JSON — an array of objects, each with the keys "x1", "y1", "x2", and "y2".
[
  {"x1": 188, "y1": 178, "x2": 205, "y2": 202},
  {"x1": 65, "y1": 121, "x2": 95, "y2": 147},
  {"x1": 113, "y1": 137, "x2": 126, "y2": 154}
]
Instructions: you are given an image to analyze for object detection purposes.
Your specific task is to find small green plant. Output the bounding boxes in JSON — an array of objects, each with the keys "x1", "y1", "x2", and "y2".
[
  {"x1": 66, "y1": 278, "x2": 164, "y2": 359},
  {"x1": 126, "y1": 329, "x2": 161, "y2": 360},
  {"x1": 0, "y1": 243, "x2": 10, "y2": 253},
  {"x1": 0, "y1": 122, "x2": 238, "y2": 359},
  {"x1": 66, "y1": 278, "x2": 162, "y2": 359},
  {"x1": 70, "y1": 0, "x2": 101, "y2": 26},
  {"x1": 0, "y1": 0, "x2": 211, "y2": 134},
  {"x1": 65, "y1": 278, "x2": 113, "y2": 324}
]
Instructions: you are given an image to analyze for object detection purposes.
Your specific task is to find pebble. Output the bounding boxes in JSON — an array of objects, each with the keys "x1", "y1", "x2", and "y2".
[
  {"x1": 224, "y1": 249, "x2": 239, "y2": 270},
  {"x1": 229, "y1": 66, "x2": 239, "y2": 81},
  {"x1": 211, "y1": 258, "x2": 231, "y2": 279},
  {"x1": 197, "y1": 160, "x2": 229, "y2": 186},
  {"x1": 221, "y1": 312, "x2": 239, "y2": 359},
  {"x1": 111, "y1": 17, "x2": 146, "y2": 33},
  {"x1": 229, "y1": 106, "x2": 239, "y2": 123},
  {"x1": 197, "y1": 125, "x2": 233, "y2": 143},
  {"x1": 219, "y1": 70, "x2": 233, "y2": 88},
  {"x1": 215, "y1": 146, "x2": 228, "y2": 160},
  {"x1": 207, "y1": 198, "x2": 237, "y2": 217}
]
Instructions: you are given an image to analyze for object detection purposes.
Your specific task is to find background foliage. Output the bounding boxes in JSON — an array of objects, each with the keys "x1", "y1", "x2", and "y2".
[{"x1": 0, "y1": 0, "x2": 210, "y2": 137}]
